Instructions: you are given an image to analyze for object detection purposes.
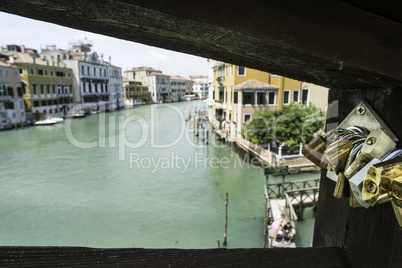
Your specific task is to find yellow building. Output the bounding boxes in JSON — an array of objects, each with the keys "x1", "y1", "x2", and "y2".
[
  {"x1": 122, "y1": 77, "x2": 150, "y2": 106},
  {"x1": 211, "y1": 61, "x2": 306, "y2": 140},
  {"x1": 1, "y1": 45, "x2": 74, "y2": 118}
]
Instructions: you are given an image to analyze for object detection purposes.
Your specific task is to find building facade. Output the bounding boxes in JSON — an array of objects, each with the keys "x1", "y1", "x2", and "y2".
[
  {"x1": 134, "y1": 67, "x2": 172, "y2": 103},
  {"x1": 190, "y1": 75, "x2": 209, "y2": 99},
  {"x1": 170, "y1": 75, "x2": 188, "y2": 101},
  {"x1": 122, "y1": 77, "x2": 150, "y2": 106},
  {"x1": 42, "y1": 40, "x2": 124, "y2": 112},
  {"x1": 208, "y1": 60, "x2": 329, "y2": 142},
  {"x1": 1, "y1": 45, "x2": 74, "y2": 119},
  {"x1": 0, "y1": 59, "x2": 26, "y2": 129}
]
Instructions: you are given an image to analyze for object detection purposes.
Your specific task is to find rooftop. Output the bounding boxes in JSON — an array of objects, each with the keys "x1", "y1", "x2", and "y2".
[{"x1": 234, "y1": 79, "x2": 279, "y2": 91}]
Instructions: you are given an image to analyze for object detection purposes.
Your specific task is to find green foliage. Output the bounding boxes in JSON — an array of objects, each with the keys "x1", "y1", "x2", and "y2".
[{"x1": 241, "y1": 103, "x2": 325, "y2": 149}]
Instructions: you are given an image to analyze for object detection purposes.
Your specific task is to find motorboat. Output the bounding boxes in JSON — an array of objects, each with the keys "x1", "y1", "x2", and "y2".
[
  {"x1": 72, "y1": 111, "x2": 86, "y2": 118},
  {"x1": 34, "y1": 118, "x2": 58, "y2": 126}
]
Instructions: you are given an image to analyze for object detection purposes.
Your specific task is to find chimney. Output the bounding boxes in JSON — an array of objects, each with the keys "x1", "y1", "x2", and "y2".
[
  {"x1": 9, "y1": 56, "x2": 14, "y2": 64},
  {"x1": 32, "y1": 57, "x2": 35, "y2": 64},
  {"x1": 100, "y1": 53, "x2": 104, "y2": 64},
  {"x1": 109, "y1": 55, "x2": 111, "y2": 65}
]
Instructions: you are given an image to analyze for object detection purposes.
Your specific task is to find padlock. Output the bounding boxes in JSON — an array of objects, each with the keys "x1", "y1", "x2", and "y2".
[
  {"x1": 360, "y1": 128, "x2": 396, "y2": 159},
  {"x1": 361, "y1": 166, "x2": 382, "y2": 206},
  {"x1": 325, "y1": 139, "x2": 353, "y2": 174},
  {"x1": 346, "y1": 129, "x2": 396, "y2": 207},
  {"x1": 346, "y1": 155, "x2": 381, "y2": 208},
  {"x1": 302, "y1": 129, "x2": 339, "y2": 169},
  {"x1": 392, "y1": 176, "x2": 402, "y2": 226},
  {"x1": 344, "y1": 153, "x2": 374, "y2": 179},
  {"x1": 349, "y1": 192, "x2": 363, "y2": 208},
  {"x1": 333, "y1": 172, "x2": 350, "y2": 198},
  {"x1": 302, "y1": 135, "x2": 328, "y2": 168},
  {"x1": 361, "y1": 157, "x2": 402, "y2": 206}
]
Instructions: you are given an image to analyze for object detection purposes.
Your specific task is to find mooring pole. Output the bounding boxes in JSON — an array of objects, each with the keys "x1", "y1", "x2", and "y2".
[
  {"x1": 263, "y1": 196, "x2": 268, "y2": 248},
  {"x1": 217, "y1": 239, "x2": 220, "y2": 248},
  {"x1": 223, "y1": 192, "x2": 228, "y2": 246}
]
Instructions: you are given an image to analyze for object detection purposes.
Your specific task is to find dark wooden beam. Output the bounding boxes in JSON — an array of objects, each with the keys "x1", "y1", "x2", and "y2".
[
  {"x1": 0, "y1": 0, "x2": 402, "y2": 89},
  {"x1": 314, "y1": 87, "x2": 402, "y2": 268},
  {"x1": 0, "y1": 246, "x2": 349, "y2": 267}
]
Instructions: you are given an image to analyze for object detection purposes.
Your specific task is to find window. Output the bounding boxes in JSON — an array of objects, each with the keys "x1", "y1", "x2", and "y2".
[
  {"x1": 82, "y1": 66, "x2": 84, "y2": 74},
  {"x1": 40, "y1": 85, "x2": 44, "y2": 95},
  {"x1": 51, "y1": 71, "x2": 54, "y2": 76},
  {"x1": 38, "y1": 69, "x2": 43, "y2": 75},
  {"x1": 244, "y1": 114, "x2": 252, "y2": 122},
  {"x1": 231, "y1": 65, "x2": 234, "y2": 76},
  {"x1": 56, "y1": 71, "x2": 66, "y2": 77},
  {"x1": 268, "y1": 92, "x2": 275, "y2": 105},
  {"x1": 219, "y1": 86, "x2": 224, "y2": 101},
  {"x1": 302, "y1": 89, "x2": 309, "y2": 104},
  {"x1": 283, "y1": 90, "x2": 290, "y2": 105},
  {"x1": 30, "y1": 68, "x2": 34, "y2": 75},
  {"x1": 293, "y1": 90, "x2": 299, "y2": 103},
  {"x1": 225, "y1": 65, "x2": 228, "y2": 77},
  {"x1": 45, "y1": 70, "x2": 48, "y2": 76},
  {"x1": 52, "y1": 85, "x2": 56, "y2": 94},
  {"x1": 32, "y1": 84, "x2": 37, "y2": 95},
  {"x1": 257, "y1": 92, "x2": 265, "y2": 105},
  {"x1": 33, "y1": 101, "x2": 39, "y2": 107},
  {"x1": 243, "y1": 92, "x2": 254, "y2": 105},
  {"x1": 234, "y1": 92, "x2": 238, "y2": 104},
  {"x1": 19, "y1": 68, "x2": 23, "y2": 74},
  {"x1": 238, "y1": 66, "x2": 246, "y2": 76}
]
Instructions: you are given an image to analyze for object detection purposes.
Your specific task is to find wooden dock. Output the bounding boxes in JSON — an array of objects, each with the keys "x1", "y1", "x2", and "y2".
[{"x1": 263, "y1": 176, "x2": 320, "y2": 248}]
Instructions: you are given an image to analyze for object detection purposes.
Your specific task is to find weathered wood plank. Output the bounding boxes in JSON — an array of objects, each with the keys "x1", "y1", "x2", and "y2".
[
  {"x1": 0, "y1": 1, "x2": 402, "y2": 89},
  {"x1": 0, "y1": 247, "x2": 349, "y2": 267}
]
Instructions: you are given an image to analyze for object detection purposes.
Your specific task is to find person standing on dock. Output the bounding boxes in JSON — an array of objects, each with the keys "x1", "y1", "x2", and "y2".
[{"x1": 271, "y1": 215, "x2": 284, "y2": 242}]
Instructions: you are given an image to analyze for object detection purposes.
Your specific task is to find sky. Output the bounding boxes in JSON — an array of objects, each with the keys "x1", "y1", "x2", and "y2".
[{"x1": 0, "y1": 12, "x2": 210, "y2": 78}]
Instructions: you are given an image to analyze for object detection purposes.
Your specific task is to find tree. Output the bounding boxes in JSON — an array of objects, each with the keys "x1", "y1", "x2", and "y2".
[{"x1": 242, "y1": 103, "x2": 325, "y2": 151}]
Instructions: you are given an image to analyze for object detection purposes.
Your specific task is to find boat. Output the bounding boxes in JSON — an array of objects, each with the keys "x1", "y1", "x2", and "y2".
[
  {"x1": 34, "y1": 118, "x2": 58, "y2": 126},
  {"x1": 185, "y1": 94, "x2": 197, "y2": 101},
  {"x1": 72, "y1": 111, "x2": 86, "y2": 118},
  {"x1": 90, "y1": 110, "x2": 100, "y2": 115},
  {"x1": 48, "y1": 116, "x2": 64, "y2": 123}
]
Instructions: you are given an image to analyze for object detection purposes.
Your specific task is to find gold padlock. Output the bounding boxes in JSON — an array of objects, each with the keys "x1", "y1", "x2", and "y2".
[
  {"x1": 344, "y1": 153, "x2": 374, "y2": 180},
  {"x1": 302, "y1": 135, "x2": 328, "y2": 168},
  {"x1": 391, "y1": 176, "x2": 402, "y2": 226},
  {"x1": 333, "y1": 172, "x2": 350, "y2": 198},
  {"x1": 325, "y1": 139, "x2": 353, "y2": 174},
  {"x1": 361, "y1": 157, "x2": 402, "y2": 206}
]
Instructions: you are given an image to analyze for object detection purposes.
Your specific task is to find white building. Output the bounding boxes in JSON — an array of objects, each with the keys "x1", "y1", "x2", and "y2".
[
  {"x1": 190, "y1": 75, "x2": 208, "y2": 99},
  {"x1": 108, "y1": 63, "x2": 124, "y2": 109},
  {"x1": 43, "y1": 39, "x2": 125, "y2": 112},
  {"x1": 134, "y1": 67, "x2": 171, "y2": 103},
  {"x1": 170, "y1": 75, "x2": 188, "y2": 101}
]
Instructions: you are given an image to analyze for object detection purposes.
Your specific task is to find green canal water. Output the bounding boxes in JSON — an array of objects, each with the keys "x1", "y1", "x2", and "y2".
[{"x1": 0, "y1": 101, "x2": 317, "y2": 248}]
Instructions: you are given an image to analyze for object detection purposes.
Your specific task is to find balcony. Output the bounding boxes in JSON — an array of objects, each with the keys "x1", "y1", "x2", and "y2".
[{"x1": 0, "y1": 95, "x2": 12, "y2": 101}]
